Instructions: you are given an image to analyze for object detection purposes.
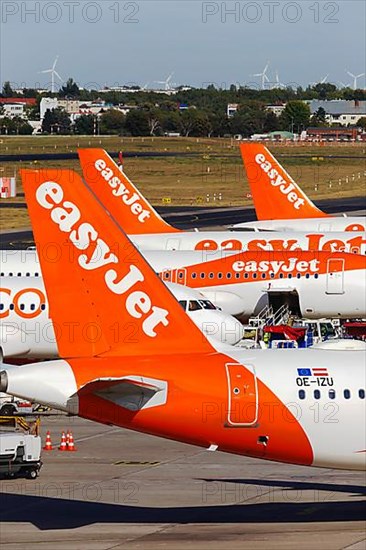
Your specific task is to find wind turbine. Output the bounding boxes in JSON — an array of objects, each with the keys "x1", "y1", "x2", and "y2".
[
  {"x1": 273, "y1": 70, "x2": 285, "y2": 89},
  {"x1": 251, "y1": 62, "x2": 270, "y2": 90},
  {"x1": 310, "y1": 74, "x2": 329, "y2": 86},
  {"x1": 39, "y1": 56, "x2": 63, "y2": 93},
  {"x1": 346, "y1": 70, "x2": 365, "y2": 90},
  {"x1": 155, "y1": 72, "x2": 175, "y2": 91}
]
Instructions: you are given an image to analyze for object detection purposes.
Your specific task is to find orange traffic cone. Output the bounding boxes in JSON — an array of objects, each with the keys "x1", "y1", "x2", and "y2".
[
  {"x1": 43, "y1": 431, "x2": 53, "y2": 451},
  {"x1": 67, "y1": 431, "x2": 77, "y2": 452},
  {"x1": 58, "y1": 431, "x2": 67, "y2": 451},
  {"x1": 66, "y1": 430, "x2": 70, "y2": 447}
]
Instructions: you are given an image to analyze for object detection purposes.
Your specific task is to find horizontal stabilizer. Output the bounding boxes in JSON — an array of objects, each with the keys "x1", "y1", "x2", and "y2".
[{"x1": 75, "y1": 376, "x2": 167, "y2": 411}]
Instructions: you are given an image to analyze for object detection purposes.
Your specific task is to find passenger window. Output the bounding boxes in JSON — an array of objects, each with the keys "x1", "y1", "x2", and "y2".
[
  {"x1": 164, "y1": 272, "x2": 170, "y2": 279},
  {"x1": 200, "y1": 273, "x2": 205, "y2": 279},
  {"x1": 191, "y1": 273, "x2": 197, "y2": 279},
  {"x1": 17, "y1": 272, "x2": 22, "y2": 276},
  {"x1": 329, "y1": 389, "x2": 336, "y2": 400},
  {"x1": 26, "y1": 273, "x2": 30, "y2": 277},
  {"x1": 30, "y1": 304, "x2": 35, "y2": 311},
  {"x1": 298, "y1": 390, "x2": 305, "y2": 400},
  {"x1": 9, "y1": 304, "x2": 14, "y2": 310},
  {"x1": 288, "y1": 274, "x2": 292, "y2": 279},
  {"x1": 226, "y1": 273, "x2": 232, "y2": 279},
  {"x1": 209, "y1": 273, "x2": 214, "y2": 279},
  {"x1": 253, "y1": 273, "x2": 257, "y2": 279},
  {"x1": 279, "y1": 273, "x2": 284, "y2": 279},
  {"x1": 305, "y1": 273, "x2": 310, "y2": 279},
  {"x1": 314, "y1": 273, "x2": 319, "y2": 279},
  {"x1": 178, "y1": 300, "x2": 187, "y2": 311},
  {"x1": 344, "y1": 389, "x2": 351, "y2": 399},
  {"x1": 296, "y1": 273, "x2": 301, "y2": 279},
  {"x1": 261, "y1": 273, "x2": 266, "y2": 279},
  {"x1": 0, "y1": 304, "x2": 3, "y2": 310},
  {"x1": 314, "y1": 390, "x2": 321, "y2": 399},
  {"x1": 218, "y1": 273, "x2": 223, "y2": 279},
  {"x1": 235, "y1": 273, "x2": 240, "y2": 279},
  {"x1": 178, "y1": 272, "x2": 184, "y2": 279},
  {"x1": 244, "y1": 273, "x2": 249, "y2": 279},
  {"x1": 41, "y1": 304, "x2": 46, "y2": 311},
  {"x1": 359, "y1": 389, "x2": 365, "y2": 399},
  {"x1": 20, "y1": 304, "x2": 25, "y2": 311},
  {"x1": 270, "y1": 273, "x2": 274, "y2": 279}
]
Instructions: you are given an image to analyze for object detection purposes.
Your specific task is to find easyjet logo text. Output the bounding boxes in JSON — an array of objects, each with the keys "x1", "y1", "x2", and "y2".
[
  {"x1": 35, "y1": 181, "x2": 169, "y2": 338},
  {"x1": 255, "y1": 153, "x2": 305, "y2": 210},
  {"x1": 95, "y1": 158, "x2": 150, "y2": 223},
  {"x1": 232, "y1": 258, "x2": 320, "y2": 275},
  {"x1": 194, "y1": 234, "x2": 366, "y2": 254},
  {"x1": 0, "y1": 288, "x2": 46, "y2": 319}
]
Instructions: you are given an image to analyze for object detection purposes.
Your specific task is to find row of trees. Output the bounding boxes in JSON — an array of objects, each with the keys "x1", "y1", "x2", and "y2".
[
  {"x1": 1, "y1": 79, "x2": 365, "y2": 136},
  {"x1": 39, "y1": 101, "x2": 350, "y2": 138},
  {"x1": 2, "y1": 79, "x2": 366, "y2": 106}
]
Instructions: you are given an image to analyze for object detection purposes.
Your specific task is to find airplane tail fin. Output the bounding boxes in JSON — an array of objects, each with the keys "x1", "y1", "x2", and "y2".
[
  {"x1": 21, "y1": 169, "x2": 212, "y2": 359},
  {"x1": 78, "y1": 149, "x2": 180, "y2": 234},
  {"x1": 240, "y1": 143, "x2": 329, "y2": 220}
]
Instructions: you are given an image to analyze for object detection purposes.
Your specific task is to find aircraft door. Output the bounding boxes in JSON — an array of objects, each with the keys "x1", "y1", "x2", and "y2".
[
  {"x1": 161, "y1": 269, "x2": 173, "y2": 283},
  {"x1": 225, "y1": 363, "x2": 258, "y2": 427},
  {"x1": 174, "y1": 268, "x2": 187, "y2": 285},
  {"x1": 326, "y1": 259, "x2": 345, "y2": 294}
]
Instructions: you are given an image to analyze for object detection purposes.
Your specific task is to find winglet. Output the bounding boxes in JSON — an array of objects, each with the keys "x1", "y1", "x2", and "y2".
[
  {"x1": 78, "y1": 149, "x2": 180, "y2": 234},
  {"x1": 21, "y1": 169, "x2": 212, "y2": 358},
  {"x1": 240, "y1": 143, "x2": 329, "y2": 220}
]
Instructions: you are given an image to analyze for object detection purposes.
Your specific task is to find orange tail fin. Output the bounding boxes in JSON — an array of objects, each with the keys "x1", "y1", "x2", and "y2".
[
  {"x1": 78, "y1": 149, "x2": 180, "y2": 234},
  {"x1": 240, "y1": 143, "x2": 329, "y2": 220},
  {"x1": 21, "y1": 169, "x2": 212, "y2": 358}
]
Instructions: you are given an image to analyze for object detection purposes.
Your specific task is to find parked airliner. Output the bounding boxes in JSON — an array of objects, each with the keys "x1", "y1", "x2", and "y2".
[
  {"x1": 1, "y1": 167, "x2": 365, "y2": 472},
  {"x1": 77, "y1": 149, "x2": 366, "y2": 252},
  {"x1": 232, "y1": 143, "x2": 366, "y2": 232}
]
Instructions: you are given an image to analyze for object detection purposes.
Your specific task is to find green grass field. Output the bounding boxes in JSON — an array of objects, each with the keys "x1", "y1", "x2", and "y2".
[{"x1": 0, "y1": 136, "x2": 365, "y2": 229}]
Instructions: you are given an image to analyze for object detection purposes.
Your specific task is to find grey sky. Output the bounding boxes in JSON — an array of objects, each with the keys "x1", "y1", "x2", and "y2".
[{"x1": 1, "y1": 0, "x2": 365, "y2": 90}]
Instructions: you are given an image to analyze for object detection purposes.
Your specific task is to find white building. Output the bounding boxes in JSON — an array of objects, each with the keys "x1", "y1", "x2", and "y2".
[
  {"x1": 1, "y1": 103, "x2": 24, "y2": 118},
  {"x1": 266, "y1": 104, "x2": 286, "y2": 117},
  {"x1": 40, "y1": 97, "x2": 58, "y2": 120},
  {"x1": 308, "y1": 100, "x2": 366, "y2": 126},
  {"x1": 227, "y1": 103, "x2": 238, "y2": 117}
]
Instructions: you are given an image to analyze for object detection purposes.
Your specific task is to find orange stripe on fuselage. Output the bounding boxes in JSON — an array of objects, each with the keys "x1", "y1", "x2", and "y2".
[
  {"x1": 159, "y1": 250, "x2": 366, "y2": 289},
  {"x1": 69, "y1": 354, "x2": 314, "y2": 467}
]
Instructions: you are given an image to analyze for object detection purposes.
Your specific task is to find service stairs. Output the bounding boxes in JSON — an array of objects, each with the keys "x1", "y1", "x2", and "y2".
[{"x1": 248, "y1": 304, "x2": 291, "y2": 328}]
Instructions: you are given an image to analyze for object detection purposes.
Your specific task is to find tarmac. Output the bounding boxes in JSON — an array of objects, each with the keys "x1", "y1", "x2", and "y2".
[{"x1": 0, "y1": 414, "x2": 365, "y2": 549}]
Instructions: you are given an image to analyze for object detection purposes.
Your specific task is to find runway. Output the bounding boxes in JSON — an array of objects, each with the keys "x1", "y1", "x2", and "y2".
[
  {"x1": 1, "y1": 196, "x2": 365, "y2": 248},
  {"x1": 1, "y1": 415, "x2": 365, "y2": 549}
]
